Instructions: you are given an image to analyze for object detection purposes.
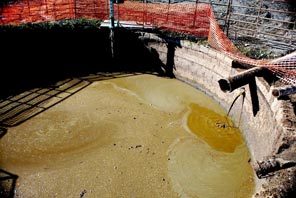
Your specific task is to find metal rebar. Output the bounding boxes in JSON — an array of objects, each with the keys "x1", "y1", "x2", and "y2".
[
  {"x1": 231, "y1": 12, "x2": 295, "y2": 25},
  {"x1": 229, "y1": 25, "x2": 295, "y2": 43},
  {"x1": 230, "y1": 4, "x2": 295, "y2": 15},
  {"x1": 229, "y1": 18, "x2": 294, "y2": 33}
]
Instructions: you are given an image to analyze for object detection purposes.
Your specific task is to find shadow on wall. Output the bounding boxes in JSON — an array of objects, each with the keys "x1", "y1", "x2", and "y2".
[
  {"x1": 112, "y1": 28, "x2": 166, "y2": 74},
  {"x1": 0, "y1": 27, "x2": 166, "y2": 99}
]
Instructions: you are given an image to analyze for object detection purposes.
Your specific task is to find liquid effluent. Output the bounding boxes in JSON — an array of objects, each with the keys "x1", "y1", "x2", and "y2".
[{"x1": 0, "y1": 75, "x2": 254, "y2": 197}]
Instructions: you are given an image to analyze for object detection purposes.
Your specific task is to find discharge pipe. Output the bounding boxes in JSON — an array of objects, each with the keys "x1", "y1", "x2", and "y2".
[
  {"x1": 254, "y1": 157, "x2": 296, "y2": 179},
  {"x1": 218, "y1": 67, "x2": 266, "y2": 92},
  {"x1": 272, "y1": 85, "x2": 296, "y2": 98}
]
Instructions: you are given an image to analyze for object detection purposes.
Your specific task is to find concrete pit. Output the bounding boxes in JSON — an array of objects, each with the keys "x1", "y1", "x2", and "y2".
[{"x1": 0, "y1": 29, "x2": 295, "y2": 197}]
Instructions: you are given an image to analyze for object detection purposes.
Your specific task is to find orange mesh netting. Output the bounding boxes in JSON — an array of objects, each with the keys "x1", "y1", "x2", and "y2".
[{"x1": 0, "y1": 0, "x2": 295, "y2": 84}]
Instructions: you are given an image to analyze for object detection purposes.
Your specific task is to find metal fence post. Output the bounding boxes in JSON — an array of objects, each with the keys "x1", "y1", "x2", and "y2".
[
  {"x1": 224, "y1": 0, "x2": 233, "y2": 36},
  {"x1": 109, "y1": 0, "x2": 115, "y2": 58},
  {"x1": 27, "y1": 0, "x2": 31, "y2": 17},
  {"x1": 74, "y1": 0, "x2": 77, "y2": 19},
  {"x1": 193, "y1": 0, "x2": 199, "y2": 27},
  {"x1": 110, "y1": 0, "x2": 115, "y2": 28},
  {"x1": 254, "y1": 0, "x2": 263, "y2": 38}
]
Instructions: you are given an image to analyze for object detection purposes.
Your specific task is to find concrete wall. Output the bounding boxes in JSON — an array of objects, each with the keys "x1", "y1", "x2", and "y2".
[{"x1": 141, "y1": 32, "x2": 296, "y2": 197}]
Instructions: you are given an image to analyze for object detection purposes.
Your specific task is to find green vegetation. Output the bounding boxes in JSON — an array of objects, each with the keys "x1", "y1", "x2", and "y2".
[
  {"x1": 236, "y1": 43, "x2": 278, "y2": 59},
  {"x1": 0, "y1": 19, "x2": 102, "y2": 32},
  {"x1": 233, "y1": 37, "x2": 279, "y2": 60},
  {"x1": 237, "y1": 45, "x2": 278, "y2": 59}
]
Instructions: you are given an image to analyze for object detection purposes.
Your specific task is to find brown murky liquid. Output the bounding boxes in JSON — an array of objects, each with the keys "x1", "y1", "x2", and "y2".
[
  {"x1": 0, "y1": 74, "x2": 254, "y2": 197},
  {"x1": 188, "y1": 103, "x2": 243, "y2": 153}
]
